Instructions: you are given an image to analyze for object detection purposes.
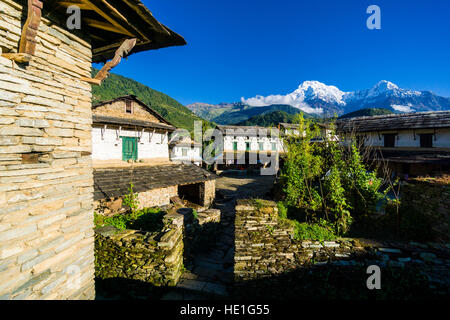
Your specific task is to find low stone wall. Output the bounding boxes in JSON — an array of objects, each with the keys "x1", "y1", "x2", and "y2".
[
  {"x1": 94, "y1": 212, "x2": 184, "y2": 287},
  {"x1": 233, "y1": 199, "x2": 450, "y2": 297},
  {"x1": 401, "y1": 176, "x2": 450, "y2": 242}
]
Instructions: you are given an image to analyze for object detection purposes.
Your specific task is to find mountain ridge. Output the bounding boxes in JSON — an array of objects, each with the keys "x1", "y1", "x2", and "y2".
[{"x1": 188, "y1": 80, "x2": 450, "y2": 123}]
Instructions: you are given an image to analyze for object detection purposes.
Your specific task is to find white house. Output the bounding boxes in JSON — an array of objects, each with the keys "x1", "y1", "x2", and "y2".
[
  {"x1": 336, "y1": 111, "x2": 450, "y2": 176},
  {"x1": 92, "y1": 95, "x2": 175, "y2": 164},
  {"x1": 170, "y1": 137, "x2": 203, "y2": 166}
]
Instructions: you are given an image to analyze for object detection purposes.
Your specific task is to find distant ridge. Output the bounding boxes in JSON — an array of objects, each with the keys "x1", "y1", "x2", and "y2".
[{"x1": 339, "y1": 108, "x2": 394, "y2": 119}]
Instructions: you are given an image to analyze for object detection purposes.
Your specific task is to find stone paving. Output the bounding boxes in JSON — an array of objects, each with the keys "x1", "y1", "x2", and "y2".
[{"x1": 161, "y1": 173, "x2": 275, "y2": 299}]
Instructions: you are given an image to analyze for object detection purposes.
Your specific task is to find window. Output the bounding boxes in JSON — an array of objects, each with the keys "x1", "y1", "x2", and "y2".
[
  {"x1": 272, "y1": 142, "x2": 277, "y2": 151},
  {"x1": 182, "y1": 148, "x2": 188, "y2": 157},
  {"x1": 420, "y1": 134, "x2": 433, "y2": 148},
  {"x1": 233, "y1": 142, "x2": 238, "y2": 151},
  {"x1": 383, "y1": 134, "x2": 396, "y2": 148},
  {"x1": 259, "y1": 142, "x2": 264, "y2": 151},
  {"x1": 125, "y1": 100, "x2": 132, "y2": 114}
]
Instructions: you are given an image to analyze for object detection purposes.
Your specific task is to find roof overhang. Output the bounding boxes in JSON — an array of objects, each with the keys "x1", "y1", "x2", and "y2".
[{"x1": 45, "y1": 0, "x2": 186, "y2": 62}]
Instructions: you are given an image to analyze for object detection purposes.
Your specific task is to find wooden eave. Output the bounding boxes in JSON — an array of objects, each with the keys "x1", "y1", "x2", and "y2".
[{"x1": 46, "y1": 0, "x2": 186, "y2": 62}]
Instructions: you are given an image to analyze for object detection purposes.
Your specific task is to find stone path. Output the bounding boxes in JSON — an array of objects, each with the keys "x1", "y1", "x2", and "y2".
[{"x1": 161, "y1": 173, "x2": 275, "y2": 300}]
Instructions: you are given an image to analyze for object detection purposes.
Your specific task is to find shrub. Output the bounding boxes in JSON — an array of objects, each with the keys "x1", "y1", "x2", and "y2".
[
  {"x1": 123, "y1": 183, "x2": 140, "y2": 216},
  {"x1": 278, "y1": 114, "x2": 383, "y2": 235},
  {"x1": 290, "y1": 219, "x2": 336, "y2": 241},
  {"x1": 277, "y1": 202, "x2": 288, "y2": 220},
  {"x1": 95, "y1": 207, "x2": 165, "y2": 233}
]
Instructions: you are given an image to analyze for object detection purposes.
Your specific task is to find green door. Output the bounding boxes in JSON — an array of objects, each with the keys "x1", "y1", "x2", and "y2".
[{"x1": 121, "y1": 137, "x2": 138, "y2": 161}]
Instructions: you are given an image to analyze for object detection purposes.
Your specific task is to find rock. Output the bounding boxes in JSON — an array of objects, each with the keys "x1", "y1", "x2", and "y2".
[
  {"x1": 419, "y1": 252, "x2": 437, "y2": 262},
  {"x1": 378, "y1": 248, "x2": 402, "y2": 254}
]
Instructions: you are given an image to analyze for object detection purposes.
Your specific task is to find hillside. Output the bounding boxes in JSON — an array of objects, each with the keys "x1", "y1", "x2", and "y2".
[
  {"x1": 237, "y1": 110, "x2": 312, "y2": 127},
  {"x1": 187, "y1": 103, "x2": 312, "y2": 125},
  {"x1": 91, "y1": 70, "x2": 209, "y2": 132},
  {"x1": 339, "y1": 108, "x2": 394, "y2": 119}
]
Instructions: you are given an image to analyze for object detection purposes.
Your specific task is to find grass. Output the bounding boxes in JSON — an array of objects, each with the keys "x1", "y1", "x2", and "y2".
[{"x1": 94, "y1": 207, "x2": 166, "y2": 233}]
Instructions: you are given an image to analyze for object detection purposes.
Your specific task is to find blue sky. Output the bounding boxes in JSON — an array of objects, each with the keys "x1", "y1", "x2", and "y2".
[{"x1": 99, "y1": 0, "x2": 450, "y2": 105}]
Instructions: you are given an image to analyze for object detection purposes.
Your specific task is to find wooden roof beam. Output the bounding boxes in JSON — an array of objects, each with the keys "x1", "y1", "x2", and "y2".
[
  {"x1": 81, "y1": 38, "x2": 136, "y2": 85},
  {"x1": 84, "y1": 18, "x2": 134, "y2": 36},
  {"x1": 81, "y1": 0, "x2": 147, "y2": 41}
]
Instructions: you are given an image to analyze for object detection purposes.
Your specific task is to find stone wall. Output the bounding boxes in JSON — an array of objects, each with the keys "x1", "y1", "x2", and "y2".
[
  {"x1": 0, "y1": 0, "x2": 95, "y2": 299},
  {"x1": 137, "y1": 185, "x2": 178, "y2": 209},
  {"x1": 94, "y1": 212, "x2": 184, "y2": 287},
  {"x1": 200, "y1": 179, "x2": 216, "y2": 207},
  {"x1": 233, "y1": 199, "x2": 450, "y2": 298},
  {"x1": 401, "y1": 176, "x2": 450, "y2": 242}
]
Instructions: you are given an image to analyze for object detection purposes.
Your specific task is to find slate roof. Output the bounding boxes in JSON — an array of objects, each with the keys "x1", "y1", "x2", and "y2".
[
  {"x1": 336, "y1": 111, "x2": 450, "y2": 133},
  {"x1": 217, "y1": 125, "x2": 280, "y2": 137},
  {"x1": 93, "y1": 164, "x2": 217, "y2": 200},
  {"x1": 92, "y1": 115, "x2": 176, "y2": 131}
]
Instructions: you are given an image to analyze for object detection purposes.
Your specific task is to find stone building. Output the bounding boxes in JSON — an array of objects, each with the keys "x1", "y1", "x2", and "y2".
[
  {"x1": 90, "y1": 95, "x2": 217, "y2": 214},
  {"x1": 92, "y1": 95, "x2": 176, "y2": 164},
  {"x1": 337, "y1": 111, "x2": 450, "y2": 176},
  {"x1": 0, "y1": 0, "x2": 185, "y2": 300}
]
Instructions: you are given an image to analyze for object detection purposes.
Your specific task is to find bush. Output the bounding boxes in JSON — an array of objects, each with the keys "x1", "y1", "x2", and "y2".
[
  {"x1": 290, "y1": 219, "x2": 336, "y2": 241},
  {"x1": 94, "y1": 207, "x2": 165, "y2": 233},
  {"x1": 278, "y1": 114, "x2": 383, "y2": 235},
  {"x1": 277, "y1": 202, "x2": 288, "y2": 220}
]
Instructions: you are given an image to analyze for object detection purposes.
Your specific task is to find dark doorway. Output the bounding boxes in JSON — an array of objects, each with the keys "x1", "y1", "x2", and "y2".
[{"x1": 178, "y1": 183, "x2": 201, "y2": 204}]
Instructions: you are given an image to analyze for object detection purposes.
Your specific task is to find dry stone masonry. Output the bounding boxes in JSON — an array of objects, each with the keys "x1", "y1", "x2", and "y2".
[
  {"x1": 94, "y1": 212, "x2": 184, "y2": 287},
  {"x1": 0, "y1": 0, "x2": 95, "y2": 299},
  {"x1": 233, "y1": 199, "x2": 450, "y2": 297}
]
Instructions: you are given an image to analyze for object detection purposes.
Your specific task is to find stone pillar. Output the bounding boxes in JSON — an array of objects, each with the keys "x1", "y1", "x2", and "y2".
[{"x1": 199, "y1": 179, "x2": 216, "y2": 207}]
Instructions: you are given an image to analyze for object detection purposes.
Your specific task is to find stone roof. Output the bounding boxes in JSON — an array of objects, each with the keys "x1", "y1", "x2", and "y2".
[
  {"x1": 217, "y1": 125, "x2": 280, "y2": 137},
  {"x1": 92, "y1": 114, "x2": 176, "y2": 131},
  {"x1": 336, "y1": 111, "x2": 450, "y2": 133},
  {"x1": 93, "y1": 164, "x2": 217, "y2": 200},
  {"x1": 169, "y1": 137, "x2": 202, "y2": 148}
]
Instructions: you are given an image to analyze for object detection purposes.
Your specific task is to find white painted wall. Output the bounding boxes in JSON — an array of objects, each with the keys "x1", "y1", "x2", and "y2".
[
  {"x1": 223, "y1": 135, "x2": 283, "y2": 152},
  {"x1": 92, "y1": 126, "x2": 170, "y2": 160},
  {"x1": 359, "y1": 128, "x2": 450, "y2": 148},
  {"x1": 170, "y1": 145, "x2": 202, "y2": 165}
]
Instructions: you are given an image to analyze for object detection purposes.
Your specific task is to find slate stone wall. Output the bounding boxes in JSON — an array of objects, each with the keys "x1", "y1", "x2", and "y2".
[
  {"x1": 94, "y1": 212, "x2": 184, "y2": 287},
  {"x1": 0, "y1": 0, "x2": 94, "y2": 299},
  {"x1": 233, "y1": 199, "x2": 450, "y2": 298},
  {"x1": 401, "y1": 176, "x2": 450, "y2": 242}
]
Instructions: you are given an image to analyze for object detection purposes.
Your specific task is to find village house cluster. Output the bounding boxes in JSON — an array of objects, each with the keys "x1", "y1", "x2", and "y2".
[{"x1": 0, "y1": 0, "x2": 449, "y2": 301}]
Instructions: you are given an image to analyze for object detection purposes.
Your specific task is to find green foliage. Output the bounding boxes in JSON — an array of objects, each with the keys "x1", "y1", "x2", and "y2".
[
  {"x1": 278, "y1": 114, "x2": 383, "y2": 235},
  {"x1": 94, "y1": 207, "x2": 165, "y2": 232},
  {"x1": 122, "y1": 183, "x2": 140, "y2": 216},
  {"x1": 91, "y1": 69, "x2": 211, "y2": 132},
  {"x1": 277, "y1": 202, "x2": 288, "y2": 220},
  {"x1": 290, "y1": 219, "x2": 336, "y2": 241},
  {"x1": 339, "y1": 108, "x2": 394, "y2": 119},
  {"x1": 237, "y1": 110, "x2": 301, "y2": 127},
  {"x1": 192, "y1": 209, "x2": 198, "y2": 220}
]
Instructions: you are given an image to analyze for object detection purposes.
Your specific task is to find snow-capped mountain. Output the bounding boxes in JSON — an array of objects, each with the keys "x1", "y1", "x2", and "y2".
[{"x1": 240, "y1": 80, "x2": 449, "y2": 115}]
